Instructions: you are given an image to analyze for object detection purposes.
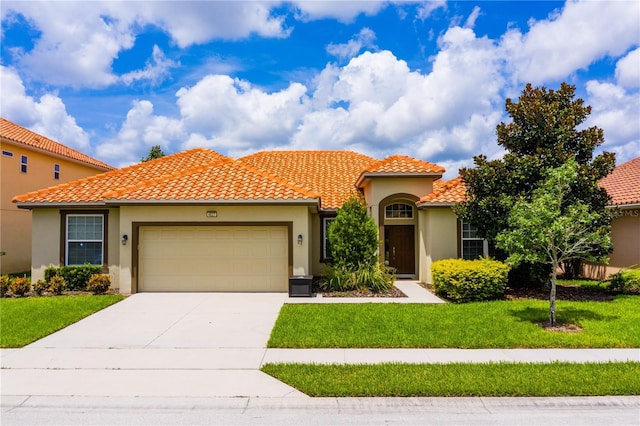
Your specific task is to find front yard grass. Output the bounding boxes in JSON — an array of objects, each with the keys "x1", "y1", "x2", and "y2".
[
  {"x1": 262, "y1": 362, "x2": 640, "y2": 397},
  {"x1": 0, "y1": 295, "x2": 124, "y2": 348},
  {"x1": 268, "y1": 296, "x2": 640, "y2": 348}
]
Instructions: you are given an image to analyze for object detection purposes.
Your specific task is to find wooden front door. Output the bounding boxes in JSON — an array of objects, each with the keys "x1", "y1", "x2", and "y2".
[{"x1": 386, "y1": 225, "x2": 415, "y2": 274}]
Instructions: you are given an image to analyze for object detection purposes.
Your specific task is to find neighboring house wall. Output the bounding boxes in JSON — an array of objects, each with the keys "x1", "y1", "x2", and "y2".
[
  {"x1": 418, "y1": 207, "x2": 459, "y2": 283},
  {"x1": 582, "y1": 207, "x2": 640, "y2": 280},
  {"x1": 1, "y1": 141, "x2": 109, "y2": 274}
]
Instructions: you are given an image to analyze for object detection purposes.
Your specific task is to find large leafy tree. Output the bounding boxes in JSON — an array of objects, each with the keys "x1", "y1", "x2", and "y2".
[
  {"x1": 496, "y1": 160, "x2": 611, "y2": 325},
  {"x1": 141, "y1": 145, "x2": 166, "y2": 162},
  {"x1": 455, "y1": 83, "x2": 615, "y2": 283}
]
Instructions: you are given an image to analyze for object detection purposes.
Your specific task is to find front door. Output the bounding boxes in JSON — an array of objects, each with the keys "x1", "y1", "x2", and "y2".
[{"x1": 386, "y1": 225, "x2": 415, "y2": 274}]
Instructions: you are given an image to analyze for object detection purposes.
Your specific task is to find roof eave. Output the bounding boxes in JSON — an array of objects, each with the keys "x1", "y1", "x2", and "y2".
[
  {"x1": 104, "y1": 197, "x2": 321, "y2": 206},
  {"x1": 607, "y1": 202, "x2": 640, "y2": 209},
  {"x1": 15, "y1": 201, "x2": 107, "y2": 210},
  {"x1": 417, "y1": 201, "x2": 458, "y2": 208}
]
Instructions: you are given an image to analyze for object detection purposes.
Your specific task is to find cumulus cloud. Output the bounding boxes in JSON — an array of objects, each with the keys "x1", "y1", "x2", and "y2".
[
  {"x1": 95, "y1": 100, "x2": 185, "y2": 167},
  {"x1": 327, "y1": 28, "x2": 377, "y2": 60},
  {"x1": 293, "y1": 1, "x2": 387, "y2": 23},
  {"x1": 0, "y1": 66, "x2": 91, "y2": 151},
  {"x1": 615, "y1": 48, "x2": 640, "y2": 89},
  {"x1": 501, "y1": 0, "x2": 640, "y2": 84},
  {"x1": 121, "y1": 45, "x2": 179, "y2": 86},
  {"x1": 1, "y1": 1, "x2": 289, "y2": 88},
  {"x1": 416, "y1": 0, "x2": 447, "y2": 21}
]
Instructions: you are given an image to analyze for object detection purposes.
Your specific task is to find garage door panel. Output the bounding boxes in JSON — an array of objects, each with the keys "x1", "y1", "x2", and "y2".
[{"x1": 139, "y1": 225, "x2": 288, "y2": 292}]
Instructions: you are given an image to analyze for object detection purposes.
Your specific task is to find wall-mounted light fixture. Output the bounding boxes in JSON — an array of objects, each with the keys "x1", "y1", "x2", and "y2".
[
  {"x1": 297, "y1": 234, "x2": 303, "y2": 245},
  {"x1": 121, "y1": 234, "x2": 128, "y2": 246}
]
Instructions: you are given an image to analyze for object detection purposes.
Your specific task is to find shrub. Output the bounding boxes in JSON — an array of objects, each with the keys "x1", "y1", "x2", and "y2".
[
  {"x1": 87, "y1": 274, "x2": 111, "y2": 294},
  {"x1": 33, "y1": 279, "x2": 48, "y2": 296},
  {"x1": 0, "y1": 275, "x2": 9, "y2": 297},
  {"x1": 45, "y1": 265, "x2": 102, "y2": 291},
  {"x1": 328, "y1": 194, "x2": 379, "y2": 269},
  {"x1": 323, "y1": 262, "x2": 395, "y2": 293},
  {"x1": 609, "y1": 268, "x2": 640, "y2": 295},
  {"x1": 48, "y1": 275, "x2": 66, "y2": 295},
  {"x1": 431, "y1": 258, "x2": 509, "y2": 303},
  {"x1": 10, "y1": 277, "x2": 31, "y2": 297}
]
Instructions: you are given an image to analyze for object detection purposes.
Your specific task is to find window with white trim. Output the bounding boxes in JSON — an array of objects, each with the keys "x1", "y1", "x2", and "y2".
[
  {"x1": 66, "y1": 215, "x2": 104, "y2": 265},
  {"x1": 54, "y1": 163, "x2": 60, "y2": 180},
  {"x1": 20, "y1": 155, "x2": 28, "y2": 173},
  {"x1": 461, "y1": 221, "x2": 489, "y2": 260},
  {"x1": 385, "y1": 203, "x2": 413, "y2": 219},
  {"x1": 322, "y1": 217, "x2": 335, "y2": 260}
]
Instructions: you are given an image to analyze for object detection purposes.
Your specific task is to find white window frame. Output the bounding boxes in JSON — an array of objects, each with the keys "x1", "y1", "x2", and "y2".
[
  {"x1": 66, "y1": 214, "x2": 104, "y2": 266},
  {"x1": 54, "y1": 163, "x2": 60, "y2": 180},
  {"x1": 20, "y1": 155, "x2": 27, "y2": 173},
  {"x1": 385, "y1": 203, "x2": 414, "y2": 219},
  {"x1": 461, "y1": 221, "x2": 489, "y2": 260},
  {"x1": 322, "y1": 217, "x2": 335, "y2": 260}
]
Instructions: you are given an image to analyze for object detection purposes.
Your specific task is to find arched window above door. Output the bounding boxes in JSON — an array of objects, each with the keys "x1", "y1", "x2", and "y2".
[{"x1": 385, "y1": 203, "x2": 414, "y2": 219}]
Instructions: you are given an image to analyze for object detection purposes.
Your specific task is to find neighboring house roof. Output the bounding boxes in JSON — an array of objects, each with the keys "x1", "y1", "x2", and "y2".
[
  {"x1": 13, "y1": 149, "x2": 319, "y2": 206},
  {"x1": 600, "y1": 157, "x2": 640, "y2": 207},
  {"x1": 0, "y1": 117, "x2": 114, "y2": 171},
  {"x1": 240, "y1": 150, "x2": 376, "y2": 209},
  {"x1": 418, "y1": 177, "x2": 466, "y2": 206}
]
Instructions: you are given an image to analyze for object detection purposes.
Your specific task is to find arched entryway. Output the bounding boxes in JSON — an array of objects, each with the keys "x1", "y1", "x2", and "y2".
[{"x1": 379, "y1": 194, "x2": 418, "y2": 278}]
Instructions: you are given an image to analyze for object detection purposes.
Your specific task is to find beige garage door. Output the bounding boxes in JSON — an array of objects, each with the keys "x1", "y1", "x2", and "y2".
[{"x1": 138, "y1": 226, "x2": 288, "y2": 292}]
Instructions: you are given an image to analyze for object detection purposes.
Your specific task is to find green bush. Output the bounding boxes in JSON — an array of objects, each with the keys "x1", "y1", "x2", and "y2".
[
  {"x1": 431, "y1": 258, "x2": 509, "y2": 303},
  {"x1": 48, "y1": 275, "x2": 66, "y2": 295},
  {"x1": 45, "y1": 265, "x2": 102, "y2": 291},
  {"x1": 328, "y1": 194, "x2": 379, "y2": 269},
  {"x1": 323, "y1": 262, "x2": 395, "y2": 293},
  {"x1": 33, "y1": 279, "x2": 48, "y2": 296},
  {"x1": 609, "y1": 268, "x2": 640, "y2": 294},
  {"x1": 10, "y1": 277, "x2": 31, "y2": 297},
  {"x1": 0, "y1": 275, "x2": 9, "y2": 297},
  {"x1": 87, "y1": 274, "x2": 111, "y2": 294}
]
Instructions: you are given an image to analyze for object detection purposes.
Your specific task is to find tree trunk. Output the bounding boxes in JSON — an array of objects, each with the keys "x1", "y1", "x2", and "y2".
[{"x1": 549, "y1": 267, "x2": 557, "y2": 326}]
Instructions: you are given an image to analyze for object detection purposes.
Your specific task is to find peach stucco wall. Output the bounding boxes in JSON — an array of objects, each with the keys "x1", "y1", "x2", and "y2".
[{"x1": 1, "y1": 140, "x2": 110, "y2": 274}]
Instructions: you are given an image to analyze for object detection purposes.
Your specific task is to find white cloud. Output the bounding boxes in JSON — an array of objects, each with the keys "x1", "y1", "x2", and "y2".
[
  {"x1": 615, "y1": 48, "x2": 640, "y2": 89},
  {"x1": 501, "y1": 0, "x2": 640, "y2": 84},
  {"x1": 121, "y1": 45, "x2": 179, "y2": 86},
  {"x1": 1, "y1": 1, "x2": 290, "y2": 88},
  {"x1": 0, "y1": 66, "x2": 90, "y2": 151},
  {"x1": 585, "y1": 80, "x2": 640, "y2": 165},
  {"x1": 293, "y1": 1, "x2": 387, "y2": 23},
  {"x1": 464, "y1": 6, "x2": 481, "y2": 28},
  {"x1": 95, "y1": 100, "x2": 185, "y2": 167},
  {"x1": 416, "y1": 0, "x2": 447, "y2": 21},
  {"x1": 327, "y1": 28, "x2": 377, "y2": 60}
]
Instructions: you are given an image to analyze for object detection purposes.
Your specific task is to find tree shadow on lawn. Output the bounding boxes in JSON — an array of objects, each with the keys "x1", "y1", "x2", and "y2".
[{"x1": 510, "y1": 306, "x2": 620, "y2": 327}]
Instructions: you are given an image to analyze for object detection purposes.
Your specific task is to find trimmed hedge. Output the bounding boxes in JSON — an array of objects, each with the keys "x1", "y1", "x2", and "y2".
[
  {"x1": 45, "y1": 265, "x2": 102, "y2": 291},
  {"x1": 609, "y1": 268, "x2": 640, "y2": 295},
  {"x1": 431, "y1": 258, "x2": 509, "y2": 303}
]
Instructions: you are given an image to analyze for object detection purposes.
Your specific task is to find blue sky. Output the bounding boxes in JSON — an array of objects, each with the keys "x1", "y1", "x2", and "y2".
[{"x1": 1, "y1": 1, "x2": 639, "y2": 178}]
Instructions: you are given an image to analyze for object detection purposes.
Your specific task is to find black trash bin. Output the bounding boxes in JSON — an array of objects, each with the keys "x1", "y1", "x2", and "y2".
[{"x1": 289, "y1": 275, "x2": 313, "y2": 297}]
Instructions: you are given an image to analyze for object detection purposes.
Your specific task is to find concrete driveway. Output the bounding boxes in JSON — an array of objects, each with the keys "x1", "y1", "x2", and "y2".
[{"x1": 0, "y1": 293, "x2": 307, "y2": 399}]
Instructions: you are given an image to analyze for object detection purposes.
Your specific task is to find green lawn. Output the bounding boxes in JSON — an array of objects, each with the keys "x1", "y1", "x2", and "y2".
[
  {"x1": 262, "y1": 362, "x2": 640, "y2": 397},
  {"x1": 268, "y1": 296, "x2": 640, "y2": 348},
  {"x1": 0, "y1": 295, "x2": 124, "y2": 348}
]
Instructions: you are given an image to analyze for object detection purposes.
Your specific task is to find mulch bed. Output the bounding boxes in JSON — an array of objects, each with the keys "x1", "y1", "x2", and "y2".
[
  {"x1": 321, "y1": 286, "x2": 406, "y2": 298},
  {"x1": 505, "y1": 284, "x2": 614, "y2": 302}
]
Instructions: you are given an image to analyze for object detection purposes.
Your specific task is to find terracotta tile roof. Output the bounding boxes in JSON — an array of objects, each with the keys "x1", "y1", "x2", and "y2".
[
  {"x1": 1, "y1": 117, "x2": 113, "y2": 170},
  {"x1": 240, "y1": 151, "x2": 376, "y2": 209},
  {"x1": 110, "y1": 157, "x2": 319, "y2": 202},
  {"x1": 13, "y1": 149, "x2": 228, "y2": 205},
  {"x1": 418, "y1": 177, "x2": 467, "y2": 205},
  {"x1": 600, "y1": 157, "x2": 640, "y2": 206},
  {"x1": 363, "y1": 155, "x2": 445, "y2": 174}
]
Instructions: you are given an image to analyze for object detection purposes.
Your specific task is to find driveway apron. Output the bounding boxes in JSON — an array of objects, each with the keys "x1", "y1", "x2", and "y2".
[{"x1": 0, "y1": 293, "x2": 307, "y2": 398}]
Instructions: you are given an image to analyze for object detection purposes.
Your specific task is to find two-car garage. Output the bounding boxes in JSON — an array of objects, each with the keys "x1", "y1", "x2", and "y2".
[{"x1": 136, "y1": 225, "x2": 290, "y2": 292}]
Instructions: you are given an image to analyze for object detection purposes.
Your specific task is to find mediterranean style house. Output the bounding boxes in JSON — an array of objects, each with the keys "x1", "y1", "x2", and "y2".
[
  {"x1": 14, "y1": 148, "x2": 472, "y2": 293},
  {"x1": 1, "y1": 118, "x2": 114, "y2": 274},
  {"x1": 583, "y1": 156, "x2": 640, "y2": 279}
]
